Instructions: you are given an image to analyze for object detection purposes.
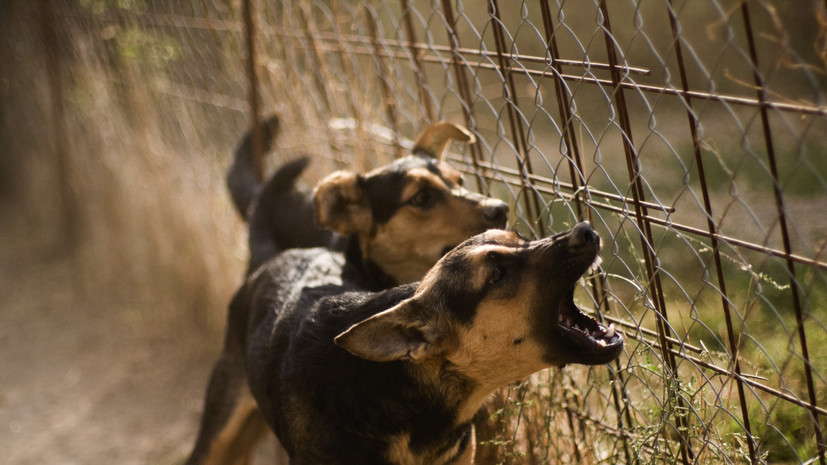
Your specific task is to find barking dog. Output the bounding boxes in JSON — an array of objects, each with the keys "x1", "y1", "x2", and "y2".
[
  {"x1": 185, "y1": 119, "x2": 509, "y2": 465},
  {"x1": 240, "y1": 222, "x2": 623, "y2": 464}
]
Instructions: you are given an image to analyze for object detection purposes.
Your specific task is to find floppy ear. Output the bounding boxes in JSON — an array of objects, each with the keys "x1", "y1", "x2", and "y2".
[
  {"x1": 412, "y1": 121, "x2": 476, "y2": 160},
  {"x1": 334, "y1": 299, "x2": 446, "y2": 362},
  {"x1": 313, "y1": 170, "x2": 372, "y2": 236}
]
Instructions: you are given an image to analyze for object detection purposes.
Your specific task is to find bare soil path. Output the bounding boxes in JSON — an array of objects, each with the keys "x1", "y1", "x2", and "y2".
[{"x1": 0, "y1": 207, "x2": 223, "y2": 465}]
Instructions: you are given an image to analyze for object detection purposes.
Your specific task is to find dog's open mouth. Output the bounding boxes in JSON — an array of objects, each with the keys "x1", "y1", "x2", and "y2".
[{"x1": 556, "y1": 288, "x2": 623, "y2": 352}]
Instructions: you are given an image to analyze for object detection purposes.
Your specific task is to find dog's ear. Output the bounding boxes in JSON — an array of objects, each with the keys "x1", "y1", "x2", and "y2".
[
  {"x1": 313, "y1": 170, "x2": 373, "y2": 236},
  {"x1": 334, "y1": 299, "x2": 447, "y2": 362},
  {"x1": 412, "y1": 122, "x2": 476, "y2": 161}
]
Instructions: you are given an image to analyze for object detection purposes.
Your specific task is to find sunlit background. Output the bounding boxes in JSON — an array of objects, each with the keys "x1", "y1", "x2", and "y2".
[{"x1": 1, "y1": 1, "x2": 826, "y2": 464}]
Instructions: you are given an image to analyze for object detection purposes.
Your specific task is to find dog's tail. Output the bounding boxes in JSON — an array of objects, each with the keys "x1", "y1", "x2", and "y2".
[
  {"x1": 227, "y1": 114, "x2": 345, "y2": 273},
  {"x1": 227, "y1": 115, "x2": 281, "y2": 220},
  {"x1": 254, "y1": 156, "x2": 311, "y2": 205},
  {"x1": 247, "y1": 156, "x2": 343, "y2": 273}
]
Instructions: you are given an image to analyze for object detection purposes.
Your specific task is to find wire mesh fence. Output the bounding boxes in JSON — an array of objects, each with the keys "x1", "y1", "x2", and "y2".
[{"x1": 11, "y1": 0, "x2": 827, "y2": 463}]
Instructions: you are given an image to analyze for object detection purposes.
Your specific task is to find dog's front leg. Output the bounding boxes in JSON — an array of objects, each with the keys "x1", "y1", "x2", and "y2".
[
  {"x1": 185, "y1": 351, "x2": 269, "y2": 465},
  {"x1": 449, "y1": 426, "x2": 475, "y2": 465}
]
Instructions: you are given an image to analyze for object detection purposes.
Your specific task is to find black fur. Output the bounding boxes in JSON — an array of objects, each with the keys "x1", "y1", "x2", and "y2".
[
  {"x1": 242, "y1": 248, "x2": 474, "y2": 465},
  {"x1": 225, "y1": 116, "x2": 506, "y2": 277},
  {"x1": 246, "y1": 157, "x2": 346, "y2": 273},
  {"x1": 186, "y1": 117, "x2": 510, "y2": 465},
  {"x1": 226, "y1": 115, "x2": 281, "y2": 220},
  {"x1": 225, "y1": 115, "x2": 348, "y2": 273},
  {"x1": 361, "y1": 156, "x2": 445, "y2": 224},
  {"x1": 237, "y1": 225, "x2": 623, "y2": 465}
]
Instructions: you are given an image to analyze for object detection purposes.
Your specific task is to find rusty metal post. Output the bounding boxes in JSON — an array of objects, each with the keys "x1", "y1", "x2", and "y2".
[
  {"x1": 740, "y1": 4, "x2": 825, "y2": 464},
  {"x1": 665, "y1": 1, "x2": 758, "y2": 462},
  {"x1": 401, "y1": 0, "x2": 435, "y2": 123},
  {"x1": 598, "y1": 0, "x2": 694, "y2": 463},
  {"x1": 489, "y1": 0, "x2": 545, "y2": 237},
  {"x1": 440, "y1": 0, "x2": 484, "y2": 194},
  {"x1": 242, "y1": 0, "x2": 263, "y2": 181}
]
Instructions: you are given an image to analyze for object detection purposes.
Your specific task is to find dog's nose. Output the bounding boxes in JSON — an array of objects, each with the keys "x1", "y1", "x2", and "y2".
[
  {"x1": 569, "y1": 222, "x2": 598, "y2": 247},
  {"x1": 483, "y1": 200, "x2": 509, "y2": 226}
]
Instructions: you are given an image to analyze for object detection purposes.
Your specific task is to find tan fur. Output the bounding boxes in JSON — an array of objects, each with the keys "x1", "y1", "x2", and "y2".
[
  {"x1": 412, "y1": 122, "x2": 476, "y2": 160},
  {"x1": 447, "y1": 296, "x2": 548, "y2": 423},
  {"x1": 203, "y1": 390, "x2": 269, "y2": 465},
  {"x1": 313, "y1": 170, "x2": 372, "y2": 236},
  {"x1": 311, "y1": 122, "x2": 503, "y2": 285},
  {"x1": 362, "y1": 166, "x2": 502, "y2": 284},
  {"x1": 413, "y1": 240, "x2": 552, "y2": 423},
  {"x1": 452, "y1": 429, "x2": 475, "y2": 465},
  {"x1": 192, "y1": 121, "x2": 507, "y2": 465},
  {"x1": 385, "y1": 434, "x2": 416, "y2": 465},
  {"x1": 313, "y1": 159, "x2": 505, "y2": 284},
  {"x1": 252, "y1": 223, "x2": 617, "y2": 464},
  {"x1": 385, "y1": 428, "x2": 475, "y2": 465}
]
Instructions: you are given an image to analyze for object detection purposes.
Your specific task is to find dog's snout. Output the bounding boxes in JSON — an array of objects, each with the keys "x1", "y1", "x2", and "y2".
[
  {"x1": 568, "y1": 222, "x2": 598, "y2": 247},
  {"x1": 483, "y1": 200, "x2": 509, "y2": 226}
]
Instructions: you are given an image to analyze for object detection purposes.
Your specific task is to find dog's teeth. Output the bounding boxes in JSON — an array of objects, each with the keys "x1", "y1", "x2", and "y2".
[
  {"x1": 588, "y1": 255, "x2": 603, "y2": 274},
  {"x1": 605, "y1": 323, "x2": 615, "y2": 339},
  {"x1": 597, "y1": 339, "x2": 607, "y2": 347}
]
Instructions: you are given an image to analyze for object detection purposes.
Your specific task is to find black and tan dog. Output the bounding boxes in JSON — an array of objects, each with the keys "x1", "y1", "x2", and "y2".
[
  {"x1": 225, "y1": 116, "x2": 508, "y2": 278},
  {"x1": 185, "y1": 119, "x2": 509, "y2": 465},
  {"x1": 239, "y1": 222, "x2": 623, "y2": 464}
]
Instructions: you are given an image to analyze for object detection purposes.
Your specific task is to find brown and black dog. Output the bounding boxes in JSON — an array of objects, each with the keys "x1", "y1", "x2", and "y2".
[
  {"x1": 225, "y1": 116, "x2": 508, "y2": 278},
  {"x1": 240, "y1": 223, "x2": 623, "y2": 464},
  {"x1": 185, "y1": 118, "x2": 509, "y2": 465}
]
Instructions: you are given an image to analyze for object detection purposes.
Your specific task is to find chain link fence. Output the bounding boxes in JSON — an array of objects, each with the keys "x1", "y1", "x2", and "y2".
[{"x1": 5, "y1": 0, "x2": 826, "y2": 463}]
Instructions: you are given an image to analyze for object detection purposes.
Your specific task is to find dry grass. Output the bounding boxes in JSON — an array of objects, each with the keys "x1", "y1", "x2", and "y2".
[{"x1": 4, "y1": 1, "x2": 827, "y2": 463}]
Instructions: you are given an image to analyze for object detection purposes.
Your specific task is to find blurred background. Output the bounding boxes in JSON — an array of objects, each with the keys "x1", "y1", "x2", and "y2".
[{"x1": 1, "y1": 0, "x2": 826, "y2": 464}]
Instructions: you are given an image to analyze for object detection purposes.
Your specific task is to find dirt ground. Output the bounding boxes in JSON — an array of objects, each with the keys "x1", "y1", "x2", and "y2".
[{"x1": 0, "y1": 204, "x2": 252, "y2": 464}]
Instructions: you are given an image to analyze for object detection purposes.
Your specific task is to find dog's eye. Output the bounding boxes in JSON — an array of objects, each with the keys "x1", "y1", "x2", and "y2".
[
  {"x1": 409, "y1": 189, "x2": 431, "y2": 207},
  {"x1": 489, "y1": 265, "x2": 505, "y2": 284}
]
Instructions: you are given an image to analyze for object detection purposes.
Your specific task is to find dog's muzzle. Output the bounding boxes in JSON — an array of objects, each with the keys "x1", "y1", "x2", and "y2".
[{"x1": 545, "y1": 222, "x2": 623, "y2": 365}]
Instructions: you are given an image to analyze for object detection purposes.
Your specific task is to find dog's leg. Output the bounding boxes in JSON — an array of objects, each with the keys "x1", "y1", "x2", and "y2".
[
  {"x1": 450, "y1": 425, "x2": 476, "y2": 465},
  {"x1": 202, "y1": 389, "x2": 269, "y2": 465},
  {"x1": 272, "y1": 437, "x2": 290, "y2": 465},
  {"x1": 185, "y1": 353, "x2": 268, "y2": 465}
]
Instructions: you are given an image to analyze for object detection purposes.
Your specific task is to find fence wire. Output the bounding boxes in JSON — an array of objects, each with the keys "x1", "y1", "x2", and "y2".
[{"x1": 16, "y1": 0, "x2": 827, "y2": 463}]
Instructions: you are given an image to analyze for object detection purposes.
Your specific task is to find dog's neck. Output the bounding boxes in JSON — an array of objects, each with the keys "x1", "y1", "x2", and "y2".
[
  {"x1": 343, "y1": 235, "x2": 398, "y2": 291},
  {"x1": 383, "y1": 360, "x2": 482, "y2": 464},
  {"x1": 417, "y1": 359, "x2": 490, "y2": 424}
]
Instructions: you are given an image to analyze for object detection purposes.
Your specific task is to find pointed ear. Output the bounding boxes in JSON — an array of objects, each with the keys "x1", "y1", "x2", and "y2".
[
  {"x1": 313, "y1": 170, "x2": 372, "y2": 236},
  {"x1": 335, "y1": 299, "x2": 446, "y2": 362},
  {"x1": 412, "y1": 122, "x2": 476, "y2": 160}
]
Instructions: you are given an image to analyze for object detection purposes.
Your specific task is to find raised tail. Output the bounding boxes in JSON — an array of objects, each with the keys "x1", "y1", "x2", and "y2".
[
  {"x1": 226, "y1": 115, "x2": 281, "y2": 220},
  {"x1": 247, "y1": 156, "x2": 344, "y2": 273}
]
